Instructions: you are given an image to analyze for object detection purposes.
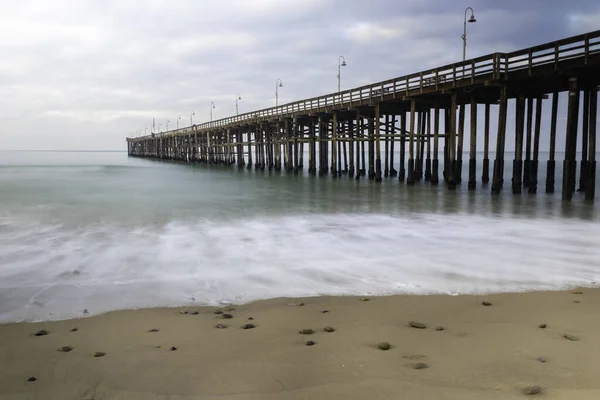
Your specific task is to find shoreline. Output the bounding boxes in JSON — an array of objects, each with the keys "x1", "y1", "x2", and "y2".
[{"x1": 1, "y1": 289, "x2": 599, "y2": 399}]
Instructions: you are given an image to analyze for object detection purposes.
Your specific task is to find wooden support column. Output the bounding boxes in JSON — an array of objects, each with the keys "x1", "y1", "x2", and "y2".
[
  {"x1": 368, "y1": 116, "x2": 375, "y2": 180},
  {"x1": 585, "y1": 86, "x2": 597, "y2": 201},
  {"x1": 578, "y1": 89, "x2": 590, "y2": 192},
  {"x1": 407, "y1": 100, "x2": 416, "y2": 185},
  {"x1": 375, "y1": 103, "x2": 383, "y2": 182},
  {"x1": 529, "y1": 98, "x2": 543, "y2": 193},
  {"x1": 546, "y1": 91, "x2": 558, "y2": 192},
  {"x1": 389, "y1": 114, "x2": 397, "y2": 177},
  {"x1": 384, "y1": 114, "x2": 389, "y2": 177},
  {"x1": 443, "y1": 108, "x2": 450, "y2": 182},
  {"x1": 425, "y1": 109, "x2": 432, "y2": 181},
  {"x1": 308, "y1": 122, "x2": 316, "y2": 174},
  {"x1": 355, "y1": 113, "x2": 361, "y2": 180},
  {"x1": 447, "y1": 94, "x2": 457, "y2": 189},
  {"x1": 492, "y1": 85, "x2": 508, "y2": 194},
  {"x1": 431, "y1": 103, "x2": 440, "y2": 184},
  {"x1": 415, "y1": 111, "x2": 421, "y2": 180},
  {"x1": 399, "y1": 112, "x2": 406, "y2": 182},
  {"x1": 512, "y1": 95, "x2": 526, "y2": 194},
  {"x1": 294, "y1": 119, "x2": 300, "y2": 174},
  {"x1": 246, "y1": 129, "x2": 253, "y2": 168},
  {"x1": 337, "y1": 124, "x2": 342, "y2": 176},
  {"x1": 419, "y1": 110, "x2": 426, "y2": 180},
  {"x1": 331, "y1": 113, "x2": 338, "y2": 176},
  {"x1": 360, "y1": 118, "x2": 366, "y2": 176},
  {"x1": 468, "y1": 96, "x2": 478, "y2": 190},
  {"x1": 482, "y1": 103, "x2": 490, "y2": 184},
  {"x1": 342, "y1": 122, "x2": 348, "y2": 173},
  {"x1": 299, "y1": 127, "x2": 304, "y2": 169},
  {"x1": 456, "y1": 103, "x2": 465, "y2": 184},
  {"x1": 523, "y1": 97, "x2": 534, "y2": 187},
  {"x1": 348, "y1": 120, "x2": 355, "y2": 178},
  {"x1": 562, "y1": 77, "x2": 580, "y2": 201}
]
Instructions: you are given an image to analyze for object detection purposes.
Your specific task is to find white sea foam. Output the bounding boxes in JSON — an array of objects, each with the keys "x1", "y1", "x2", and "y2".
[{"x1": 1, "y1": 213, "x2": 599, "y2": 322}]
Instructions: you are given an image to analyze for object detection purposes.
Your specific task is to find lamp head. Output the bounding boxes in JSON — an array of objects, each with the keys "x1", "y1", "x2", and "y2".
[
  {"x1": 468, "y1": 15, "x2": 476, "y2": 23},
  {"x1": 341, "y1": 60, "x2": 347, "y2": 67},
  {"x1": 238, "y1": 95, "x2": 242, "y2": 100}
]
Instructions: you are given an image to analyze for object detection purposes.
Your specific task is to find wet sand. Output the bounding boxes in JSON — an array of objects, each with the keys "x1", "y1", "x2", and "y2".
[{"x1": 1, "y1": 289, "x2": 599, "y2": 399}]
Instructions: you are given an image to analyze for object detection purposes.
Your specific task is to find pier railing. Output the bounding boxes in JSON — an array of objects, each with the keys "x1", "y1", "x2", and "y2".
[{"x1": 130, "y1": 30, "x2": 600, "y2": 141}]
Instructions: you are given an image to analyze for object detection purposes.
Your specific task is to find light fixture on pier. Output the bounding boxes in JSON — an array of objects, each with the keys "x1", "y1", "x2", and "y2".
[
  {"x1": 462, "y1": 7, "x2": 477, "y2": 71},
  {"x1": 190, "y1": 110, "x2": 195, "y2": 126},
  {"x1": 275, "y1": 79, "x2": 283, "y2": 106},
  {"x1": 236, "y1": 94, "x2": 242, "y2": 115},
  {"x1": 166, "y1": 119, "x2": 170, "y2": 131},
  {"x1": 338, "y1": 56, "x2": 347, "y2": 92},
  {"x1": 210, "y1": 102, "x2": 216, "y2": 121},
  {"x1": 177, "y1": 115, "x2": 181, "y2": 129}
]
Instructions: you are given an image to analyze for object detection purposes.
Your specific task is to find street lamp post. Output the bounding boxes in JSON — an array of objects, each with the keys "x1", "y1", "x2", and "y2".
[
  {"x1": 190, "y1": 110, "x2": 195, "y2": 126},
  {"x1": 177, "y1": 115, "x2": 181, "y2": 129},
  {"x1": 275, "y1": 79, "x2": 283, "y2": 106},
  {"x1": 236, "y1": 94, "x2": 242, "y2": 115},
  {"x1": 462, "y1": 7, "x2": 477, "y2": 72},
  {"x1": 210, "y1": 102, "x2": 215, "y2": 121},
  {"x1": 337, "y1": 56, "x2": 347, "y2": 92},
  {"x1": 158, "y1": 123, "x2": 162, "y2": 133},
  {"x1": 166, "y1": 119, "x2": 170, "y2": 131}
]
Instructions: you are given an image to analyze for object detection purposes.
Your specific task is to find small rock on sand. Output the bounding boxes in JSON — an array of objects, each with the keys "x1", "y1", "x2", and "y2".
[
  {"x1": 221, "y1": 314, "x2": 233, "y2": 319},
  {"x1": 179, "y1": 311, "x2": 188, "y2": 315},
  {"x1": 34, "y1": 330, "x2": 49, "y2": 337},
  {"x1": 148, "y1": 329, "x2": 159, "y2": 333},
  {"x1": 215, "y1": 324, "x2": 228, "y2": 329},
  {"x1": 572, "y1": 291, "x2": 583, "y2": 295},
  {"x1": 299, "y1": 329, "x2": 314, "y2": 335},
  {"x1": 360, "y1": 297, "x2": 370, "y2": 302},
  {"x1": 190, "y1": 311, "x2": 199, "y2": 315},
  {"x1": 573, "y1": 300, "x2": 581, "y2": 303},
  {"x1": 409, "y1": 321, "x2": 427, "y2": 329},
  {"x1": 324, "y1": 326, "x2": 335, "y2": 332},
  {"x1": 58, "y1": 346, "x2": 73, "y2": 353},
  {"x1": 241, "y1": 324, "x2": 256, "y2": 329},
  {"x1": 321, "y1": 310, "x2": 329, "y2": 313},
  {"x1": 482, "y1": 301, "x2": 492, "y2": 306},
  {"x1": 305, "y1": 340, "x2": 316, "y2": 346},
  {"x1": 70, "y1": 328, "x2": 78, "y2": 332},
  {"x1": 435, "y1": 326, "x2": 444, "y2": 331},
  {"x1": 248, "y1": 317, "x2": 254, "y2": 320},
  {"x1": 93, "y1": 352, "x2": 106, "y2": 358},
  {"x1": 563, "y1": 334, "x2": 580, "y2": 341},
  {"x1": 214, "y1": 310, "x2": 223, "y2": 315},
  {"x1": 522, "y1": 385, "x2": 542, "y2": 395},
  {"x1": 537, "y1": 357, "x2": 547, "y2": 363},
  {"x1": 377, "y1": 342, "x2": 391, "y2": 350},
  {"x1": 223, "y1": 306, "x2": 236, "y2": 312},
  {"x1": 27, "y1": 377, "x2": 37, "y2": 382},
  {"x1": 296, "y1": 302, "x2": 305, "y2": 307},
  {"x1": 170, "y1": 346, "x2": 177, "y2": 351},
  {"x1": 538, "y1": 324, "x2": 547, "y2": 329},
  {"x1": 413, "y1": 363, "x2": 429, "y2": 370}
]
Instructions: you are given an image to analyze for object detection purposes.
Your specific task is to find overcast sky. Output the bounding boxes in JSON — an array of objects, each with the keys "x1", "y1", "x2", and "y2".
[{"x1": 0, "y1": 0, "x2": 598, "y2": 151}]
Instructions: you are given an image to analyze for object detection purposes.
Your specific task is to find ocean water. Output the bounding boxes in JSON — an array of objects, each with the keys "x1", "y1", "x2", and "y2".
[{"x1": 0, "y1": 150, "x2": 599, "y2": 323}]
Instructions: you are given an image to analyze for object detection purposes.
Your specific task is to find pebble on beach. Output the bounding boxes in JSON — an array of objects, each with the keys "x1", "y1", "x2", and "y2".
[
  {"x1": 93, "y1": 352, "x2": 106, "y2": 358},
  {"x1": 409, "y1": 321, "x2": 427, "y2": 329},
  {"x1": 299, "y1": 329, "x2": 315, "y2": 335},
  {"x1": 538, "y1": 324, "x2": 547, "y2": 329},
  {"x1": 148, "y1": 328, "x2": 159, "y2": 333},
  {"x1": 482, "y1": 301, "x2": 492, "y2": 306},
  {"x1": 522, "y1": 385, "x2": 542, "y2": 395},
  {"x1": 215, "y1": 324, "x2": 228, "y2": 329},
  {"x1": 324, "y1": 326, "x2": 335, "y2": 332},
  {"x1": 221, "y1": 313, "x2": 233, "y2": 319},
  {"x1": 214, "y1": 310, "x2": 223, "y2": 315},
  {"x1": 537, "y1": 357, "x2": 547, "y2": 363},
  {"x1": 321, "y1": 310, "x2": 329, "y2": 313},
  {"x1": 27, "y1": 377, "x2": 37, "y2": 382},
  {"x1": 190, "y1": 311, "x2": 199, "y2": 315},
  {"x1": 305, "y1": 340, "x2": 316, "y2": 346},
  {"x1": 413, "y1": 362, "x2": 429, "y2": 370},
  {"x1": 377, "y1": 342, "x2": 391, "y2": 350},
  {"x1": 296, "y1": 302, "x2": 305, "y2": 307},
  {"x1": 241, "y1": 324, "x2": 256, "y2": 329},
  {"x1": 170, "y1": 346, "x2": 177, "y2": 351},
  {"x1": 563, "y1": 334, "x2": 580, "y2": 341},
  {"x1": 34, "y1": 330, "x2": 49, "y2": 337},
  {"x1": 70, "y1": 328, "x2": 78, "y2": 332},
  {"x1": 435, "y1": 326, "x2": 444, "y2": 331},
  {"x1": 58, "y1": 346, "x2": 73, "y2": 353},
  {"x1": 572, "y1": 291, "x2": 583, "y2": 295}
]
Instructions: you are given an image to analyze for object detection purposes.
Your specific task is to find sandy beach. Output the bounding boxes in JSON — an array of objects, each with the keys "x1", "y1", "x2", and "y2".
[{"x1": 1, "y1": 288, "x2": 599, "y2": 399}]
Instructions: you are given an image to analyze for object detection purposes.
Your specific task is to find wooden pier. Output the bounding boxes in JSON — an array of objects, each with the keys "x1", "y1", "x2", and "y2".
[{"x1": 127, "y1": 30, "x2": 600, "y2": 201}]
